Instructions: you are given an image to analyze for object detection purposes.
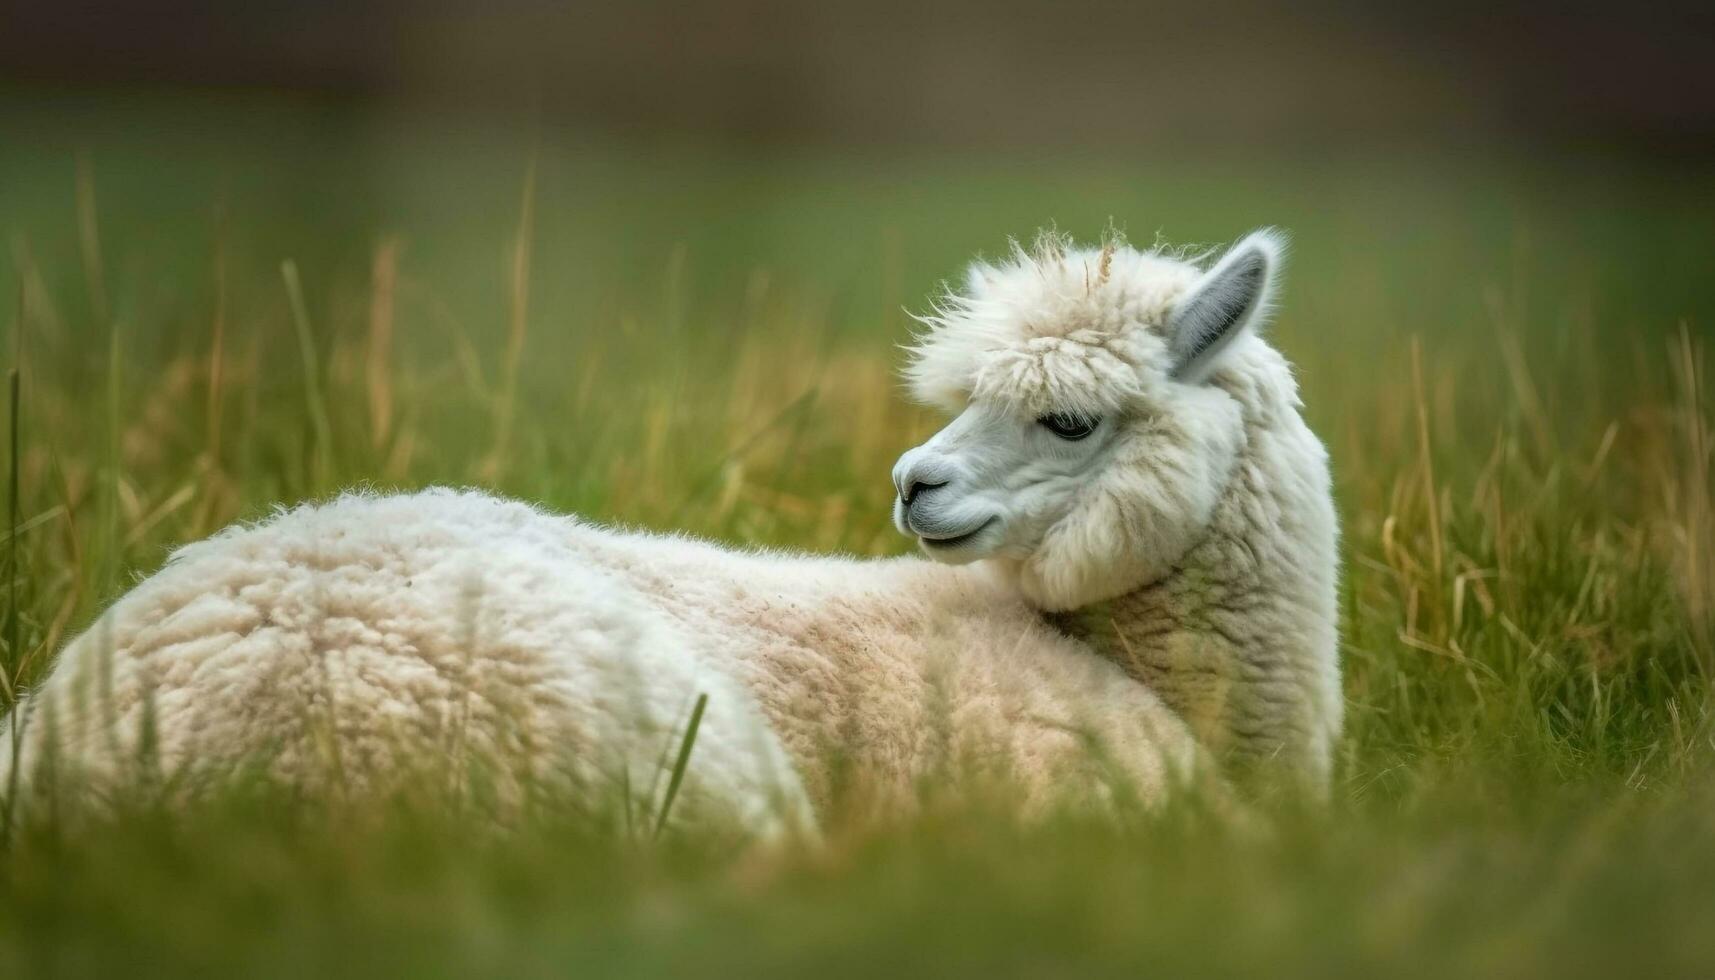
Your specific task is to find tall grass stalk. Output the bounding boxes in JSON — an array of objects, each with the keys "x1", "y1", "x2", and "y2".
[
  {"x1": 282, "y1": 260, "x2": 334, "y2": 493},
  {"x1": 3, "y1": 369, "x2": 17, "y2": 706}
]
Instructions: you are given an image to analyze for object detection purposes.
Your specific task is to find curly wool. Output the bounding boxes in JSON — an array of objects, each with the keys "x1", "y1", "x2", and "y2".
[{"x1": 1, "y1": 489, "x2": 1200, "y2": 832}]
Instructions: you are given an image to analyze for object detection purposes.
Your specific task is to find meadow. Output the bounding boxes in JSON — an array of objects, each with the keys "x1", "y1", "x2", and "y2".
[{"x1": 2, "y1": 93, "x2": 1714, "y2": 976}]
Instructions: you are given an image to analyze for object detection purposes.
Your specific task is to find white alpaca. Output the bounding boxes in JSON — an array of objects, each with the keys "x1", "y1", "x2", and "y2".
[{"x1": 0, "y1": 228, "x2": 1340, "y2": 832}]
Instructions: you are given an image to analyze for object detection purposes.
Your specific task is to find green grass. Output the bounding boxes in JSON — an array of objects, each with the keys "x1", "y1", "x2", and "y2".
[{"x1": 2, "y1": 92, "x2": 1715, "y2": 977}]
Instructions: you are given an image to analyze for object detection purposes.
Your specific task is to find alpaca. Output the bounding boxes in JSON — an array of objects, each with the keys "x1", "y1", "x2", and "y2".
[
  {"x1": 0, "y1": 228, "x2": 1339, "y2": 833},
  {"x1": 899, "y1": 228, "x2": 1341, "y2": 789}
]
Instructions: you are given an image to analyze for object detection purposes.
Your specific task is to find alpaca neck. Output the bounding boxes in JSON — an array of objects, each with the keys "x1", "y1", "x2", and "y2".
[{"x1": 1047, "y1": 419, "x2": 1342, "y2": 792}]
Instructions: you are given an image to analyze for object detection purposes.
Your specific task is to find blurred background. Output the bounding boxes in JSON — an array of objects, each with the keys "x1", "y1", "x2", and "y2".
[{"x1": 7, "y1": 1, "x2": 1715, "y2": 152}]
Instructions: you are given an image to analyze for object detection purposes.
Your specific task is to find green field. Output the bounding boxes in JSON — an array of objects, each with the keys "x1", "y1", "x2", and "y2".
[{"x1": 2, "y1": 94, "x2": 1714, "y2": 977}]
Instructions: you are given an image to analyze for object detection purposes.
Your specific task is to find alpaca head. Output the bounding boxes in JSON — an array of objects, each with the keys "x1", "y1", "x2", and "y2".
[{"x1": 893, "y1": 228, "x2": 1287, "y2": 611}]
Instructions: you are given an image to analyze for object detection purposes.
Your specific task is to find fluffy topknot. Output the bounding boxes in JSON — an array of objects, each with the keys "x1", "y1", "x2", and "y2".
[{"x1": 905, "y1": 230, "x2": 1205, "y2": 417}]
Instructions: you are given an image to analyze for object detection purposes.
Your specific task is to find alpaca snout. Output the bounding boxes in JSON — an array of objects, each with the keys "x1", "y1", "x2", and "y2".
[
  {"x1": 891, "y1": 450, "x2": 998, "y2": 555},
  {"x1": 892, "y1": 448, "x2": 957, "y2": 536},
  {"x1": 891, "y1": 447, "x2": 957, "y2": 506}
]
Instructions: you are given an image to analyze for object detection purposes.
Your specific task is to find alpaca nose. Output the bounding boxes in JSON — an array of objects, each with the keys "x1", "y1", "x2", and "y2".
[
  {"x1": 902, "y1": 477, "x2": 947, "y2": 508},
  {"x1": 893, "y1": 451, "x2": 953, "y2": 509}
]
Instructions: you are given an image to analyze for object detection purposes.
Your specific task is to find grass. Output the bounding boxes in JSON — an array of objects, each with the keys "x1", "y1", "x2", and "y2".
[{"x1": 2, "y1": 92, "x2": 1715, "y2": 976}]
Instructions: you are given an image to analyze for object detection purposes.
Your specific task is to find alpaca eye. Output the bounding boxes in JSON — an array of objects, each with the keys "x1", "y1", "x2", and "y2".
[{"x1": 1037, "y1": 412, "x2": 1098, "y2": 441}]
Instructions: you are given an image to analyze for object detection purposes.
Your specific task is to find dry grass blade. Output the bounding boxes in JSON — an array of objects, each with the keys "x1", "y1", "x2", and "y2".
[
  {"x1": 281, "y1": 260, "x2": 334, "y2": 492},
  {"x1": 483, "y1": 153, "x2": 537, "y2": 482},
  {"x1": 3, "y1": 368, "x2": 17, "y2": 706},
  {"x1": 367, "y1": 238, "x2": 400, "y2": 450}
]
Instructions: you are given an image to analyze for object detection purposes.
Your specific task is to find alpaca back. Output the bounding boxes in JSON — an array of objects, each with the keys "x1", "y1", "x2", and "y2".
[
  {"x1": 1, "y1": 490, "x2": 812, "y2": 835},
  {"x1": 545, "y1": 528, "x2": 1203, "y2": 813}
]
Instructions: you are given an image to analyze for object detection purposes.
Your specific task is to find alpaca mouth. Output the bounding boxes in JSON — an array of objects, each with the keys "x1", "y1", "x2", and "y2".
[{"x1": 917, "y1": 517, "x2": 996, "y2": 550}]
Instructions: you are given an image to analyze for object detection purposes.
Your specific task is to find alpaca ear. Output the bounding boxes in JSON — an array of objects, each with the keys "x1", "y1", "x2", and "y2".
[{"x1": 1166, "y1": 229, "x2": 1285, "y2": 383}]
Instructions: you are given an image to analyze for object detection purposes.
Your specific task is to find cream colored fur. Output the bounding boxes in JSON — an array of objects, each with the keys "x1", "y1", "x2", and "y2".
[{"x1": 1, "y1": 228, "x2": 1339, "y2": 832}]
